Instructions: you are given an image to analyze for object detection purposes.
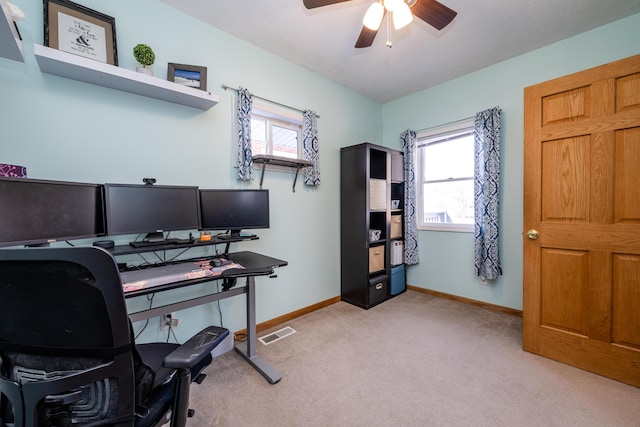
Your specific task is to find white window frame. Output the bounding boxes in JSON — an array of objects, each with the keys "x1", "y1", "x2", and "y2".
[
  {"x1": 416, "y1": 120, "x2": 475, "y2": 233},
  {"x1": 250, "y1": 99, "x2": 303, "y2": 163}
]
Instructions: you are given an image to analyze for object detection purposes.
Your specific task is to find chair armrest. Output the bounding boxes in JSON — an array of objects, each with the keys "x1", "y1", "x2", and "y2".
[{"x1": 163, "y1": 326, "x2": 229, "y2": 370}]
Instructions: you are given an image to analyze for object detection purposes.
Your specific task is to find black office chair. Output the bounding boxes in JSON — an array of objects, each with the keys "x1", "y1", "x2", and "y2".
[{"x1": 0, "y1": 246, "x2": 229, "y2": 427}]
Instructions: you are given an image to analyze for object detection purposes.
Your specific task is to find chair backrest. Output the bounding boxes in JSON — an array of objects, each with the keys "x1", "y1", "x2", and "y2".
[{"x1": 0, "y1": 246, "x2": 137, "y2": 426}]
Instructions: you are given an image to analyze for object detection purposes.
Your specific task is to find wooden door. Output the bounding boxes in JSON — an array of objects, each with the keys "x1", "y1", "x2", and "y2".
[{"x1": 523, "y1": 54, "x2": 640, "y2": 387}]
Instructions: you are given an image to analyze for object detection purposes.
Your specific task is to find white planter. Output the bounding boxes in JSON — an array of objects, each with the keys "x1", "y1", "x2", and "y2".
[{"x1": 136, "y1": 66, "x2": 153, "y2": 76}]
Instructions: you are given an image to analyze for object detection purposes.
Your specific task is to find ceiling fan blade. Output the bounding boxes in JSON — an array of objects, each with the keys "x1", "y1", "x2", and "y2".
[
  {"x1": 355, "y1": 9, "x2": 386, "y2": 48},
  {"x1": 411, "y1": 0, "x2": 457, "y2": 30},
  {"x1": 355, "y1": 25, "x2": 379, "y2": 48},
  {"x1": 303, "y1": 0, "x2": 351, "y2": 9}
]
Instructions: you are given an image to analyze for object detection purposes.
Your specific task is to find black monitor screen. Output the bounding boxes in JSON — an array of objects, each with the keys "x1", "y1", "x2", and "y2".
[
  {"x1": 104, "y1": 184, "x2": 201, "y2": 236},
  {"x1": 0, "y1": 177, "x2": 105, "y2": 247},
  {"x1": 199, "y1": 189, "x2": 270, "y2": 235}
]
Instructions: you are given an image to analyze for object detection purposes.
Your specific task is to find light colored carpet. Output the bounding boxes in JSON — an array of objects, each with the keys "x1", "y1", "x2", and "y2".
[{"x1": 189, "y1": 290, "x2": 640, "y2": 426}]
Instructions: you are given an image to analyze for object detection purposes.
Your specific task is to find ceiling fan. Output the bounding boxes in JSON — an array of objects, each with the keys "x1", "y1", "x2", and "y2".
[{"x1": 303, "y1": 0, "x2": 457, "y2": 48}]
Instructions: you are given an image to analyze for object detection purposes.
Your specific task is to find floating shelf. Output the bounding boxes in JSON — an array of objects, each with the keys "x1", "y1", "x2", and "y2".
[
  {"x1": 0, "y1": 1, "x2": 24, "y2": 62},
  {"x1": 252, "y1": 154, "x2": 313, "y2": 192},
  {"x1": 34, "y1": 44, "x2": 219, "y2": 110}
]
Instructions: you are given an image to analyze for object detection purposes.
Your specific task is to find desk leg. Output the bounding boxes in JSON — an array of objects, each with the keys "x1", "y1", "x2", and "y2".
[{"x1": 234, "y1": 276, "x2": 282, "y2": 384}]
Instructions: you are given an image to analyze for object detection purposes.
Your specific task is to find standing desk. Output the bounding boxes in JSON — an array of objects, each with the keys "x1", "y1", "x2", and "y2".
[{"x1": 117, "y1": 245, "x2": 287, "y2": 385}]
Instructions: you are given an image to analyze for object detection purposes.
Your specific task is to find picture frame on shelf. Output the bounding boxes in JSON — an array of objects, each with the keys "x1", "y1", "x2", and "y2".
[
  {"x1": 167, "y1": 63, "x2": 208, "y2": 91},
  {"x1": 44, "y1": 0, "x2": 118, "y2": 66}
]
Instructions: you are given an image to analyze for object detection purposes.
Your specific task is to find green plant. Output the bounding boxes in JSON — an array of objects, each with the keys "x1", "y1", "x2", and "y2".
[{"x1": 133, "y1": 44, "x2": 155, "y2": 67}]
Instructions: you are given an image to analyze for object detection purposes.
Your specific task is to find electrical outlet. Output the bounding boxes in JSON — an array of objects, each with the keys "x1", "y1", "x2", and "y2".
[{"x1": 162, "y1": 313, "x2": 180, "y2": 330}]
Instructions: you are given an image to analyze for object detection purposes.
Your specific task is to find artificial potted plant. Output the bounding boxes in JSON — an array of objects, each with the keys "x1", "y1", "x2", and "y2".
[{"x1": 133, "y1": 43, "x2": 155, "y2": 76}]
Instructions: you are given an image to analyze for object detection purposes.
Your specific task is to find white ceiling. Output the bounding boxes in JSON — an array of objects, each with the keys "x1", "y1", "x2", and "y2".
[{"x1": 160, "y1": 0, "x2": 640, "y2": 103}]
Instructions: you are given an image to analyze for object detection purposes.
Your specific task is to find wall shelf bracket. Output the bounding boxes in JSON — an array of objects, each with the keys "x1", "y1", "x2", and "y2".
[{"x1": 252, "y1": 155, "x2": 313, "y2": 192}]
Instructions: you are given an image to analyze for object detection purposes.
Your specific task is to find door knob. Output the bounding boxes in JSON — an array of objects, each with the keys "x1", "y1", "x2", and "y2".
[{"x1": 527, "y1": 229, "x2": 539, "y2": 240}]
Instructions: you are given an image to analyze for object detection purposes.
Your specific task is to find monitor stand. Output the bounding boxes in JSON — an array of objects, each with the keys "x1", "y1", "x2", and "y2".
[
  {"x1": 145, "y1": 231, "x2": 165, "y2": 242},
  {"x1": 130, "y1": 232, "x2": 177, "y2": 248},
  {"x1": 217, "y1": 230, "x2": 242, "y2": 240},
  {"x1": 26, "y1": 242, "x2": 51, "y2": 248}
]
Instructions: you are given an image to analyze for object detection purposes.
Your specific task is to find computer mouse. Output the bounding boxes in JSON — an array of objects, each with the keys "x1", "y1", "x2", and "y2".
[{"x1": 210, "y1": 258, "x2": 222, "y2": 267}]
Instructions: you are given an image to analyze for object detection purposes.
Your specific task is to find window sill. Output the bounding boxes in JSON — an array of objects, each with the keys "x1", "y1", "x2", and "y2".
[{"x1": 418, "y1": 223, "x2": 474, "y2": 233}]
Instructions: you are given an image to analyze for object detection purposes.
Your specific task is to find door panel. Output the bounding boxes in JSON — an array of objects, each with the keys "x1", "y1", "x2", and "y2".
[
  {"x1": 541, "y1": 136, "x2": 589, "y2": 222},
  {"x1": 540, "y1": 249, "x2": 589, "y2": 335},
  {"x1": 615, "y1": 128, "x2": 640, "y2": 222},
  {"x1": 612, "y1": 254, "x2": 640, "y2": 349},
  {"x1": 616, "y1": 72, "x2": 640, "y2": 112},
  {"x1": 524, "y1": 54, "x2": 640, "y2": 387}
]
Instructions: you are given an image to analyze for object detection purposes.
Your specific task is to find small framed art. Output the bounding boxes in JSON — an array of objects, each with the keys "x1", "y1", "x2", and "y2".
[
  {"x1": 44, "y1": 0, "x2": 118, "y2": 65},
  {"x1": 168, "y1": 63, "x2": 208, "y2": 91}
]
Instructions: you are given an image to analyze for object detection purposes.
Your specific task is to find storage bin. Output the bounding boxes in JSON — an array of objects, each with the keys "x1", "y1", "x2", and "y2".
[
  {"x1": 391, "y1": 240, "x2": 404, "y2": 265},
  {"x1": 390, "y1": 264, "x2": 406, "y2": 296},
  {"x1": 390, "y1": 151, "x2": 404, "y2": 182},
  {"x1": 369, "y1": 276, "x2": 388, "y2": 305},
  {"x1": 369, "y1": 245, "x2": 385, "y2": 273},
  {"x1": 369, "y1": 179, "x2": 387, "y2": 210},
  {"x1": 390, "y1": 214, "x2": 402, "y2": 238}
]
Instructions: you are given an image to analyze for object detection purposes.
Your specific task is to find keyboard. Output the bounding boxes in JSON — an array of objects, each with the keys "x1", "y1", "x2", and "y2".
[{"x1": 121, "y1": 258, "x2": 243, "y2": 293}]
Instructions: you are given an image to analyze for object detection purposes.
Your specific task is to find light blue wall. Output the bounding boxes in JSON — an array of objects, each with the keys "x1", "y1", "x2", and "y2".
[
  {"x1": 382, "y1": 12, "x2": 640, "y2": 310},
  {"x1": 2, "y1": 1, "x2": 639, "y2": 338},
  {"x1": 0, "y1": 0, "x2": 382, "y2": 341}
]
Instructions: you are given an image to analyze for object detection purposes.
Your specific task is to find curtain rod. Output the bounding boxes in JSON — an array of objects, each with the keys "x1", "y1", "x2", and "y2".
[
  {"x1": 221, "y1": 84, "x2": 320, "y2": 118},
  {"x1": 415, "y1": 115, "x2": 475, "y2": 134}
]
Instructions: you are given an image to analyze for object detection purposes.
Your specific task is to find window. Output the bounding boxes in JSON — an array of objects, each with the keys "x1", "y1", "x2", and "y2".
[
  {"x1": 250, "y1": 99, "x2": 303, "y2": 160},
  {"x1": 417, "y1": 121, "x2": 475, "y2": 232}
]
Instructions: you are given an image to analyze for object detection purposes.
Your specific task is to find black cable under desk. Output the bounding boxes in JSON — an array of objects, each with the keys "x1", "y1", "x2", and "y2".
[{"x1": 113, "y1": 242, "x2": 287, "y2": 385}]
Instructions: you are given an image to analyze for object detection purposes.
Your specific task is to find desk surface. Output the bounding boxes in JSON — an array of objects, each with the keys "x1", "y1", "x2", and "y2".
[
  {"x1": 122, "y1": 251, "x2": 287, "y2": 298},
  {"x1": 123, "y1": 250, "x2": 287, "y2": 385},
  {"x1": 225, "y1": 251, "x2": 288, "y2": 270}
]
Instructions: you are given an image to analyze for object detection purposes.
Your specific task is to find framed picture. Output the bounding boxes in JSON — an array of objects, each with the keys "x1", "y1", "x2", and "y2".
[
  {"x1": 44, "y1": 0, "x2": 118, "y2": 65},
  {"x1": 168, "y1": 63, "x2": 208, "y2": 91}
]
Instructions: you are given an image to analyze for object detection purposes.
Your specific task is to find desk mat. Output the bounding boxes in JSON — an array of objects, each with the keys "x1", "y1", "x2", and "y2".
[{"x1": 121, "y1": 259, "x2": 243, "y2": 293}]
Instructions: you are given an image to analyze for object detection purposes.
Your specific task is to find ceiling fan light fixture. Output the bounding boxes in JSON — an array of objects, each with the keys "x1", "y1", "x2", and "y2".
[
  {"x1": 392, "y1": 2, "x2": 413, "y2": 30},
  {"x1": 363, "y1": 1, "x2": 384, "y2": 30},
  {"x1": 383, "y1": 0, "x2": 404, "y2": 12}
]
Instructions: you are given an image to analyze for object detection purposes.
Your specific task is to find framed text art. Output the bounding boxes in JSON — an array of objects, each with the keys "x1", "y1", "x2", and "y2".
[
  {"x1": 168, "y1": 63, "x2": 208, "y2": 91},
  {"x1": 44, "y1": 0, "x2": 118, "y2": 65}
]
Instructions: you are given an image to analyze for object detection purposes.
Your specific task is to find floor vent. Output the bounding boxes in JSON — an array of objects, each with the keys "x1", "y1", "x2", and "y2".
[{"x1": 259, "y1": 326, "x2": 296, "y2": 345}]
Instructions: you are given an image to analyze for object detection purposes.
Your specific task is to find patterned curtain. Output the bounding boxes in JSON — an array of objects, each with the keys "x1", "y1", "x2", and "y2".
[
  {"x1": 303, "y1": 110, "x2": 320, "y2": 186},
  {"x1": 474, "y1": 107, "x2": 502, "y2": 280},
  {"x1": 236, "y1": 87, "x2": 253, "y2": 181},
  {"x1": 401, "y1": 129, "x2": 419, "y2": 265}
]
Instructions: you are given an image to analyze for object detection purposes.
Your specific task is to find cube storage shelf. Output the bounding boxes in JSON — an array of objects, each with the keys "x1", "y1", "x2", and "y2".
[{"x1": 340, "y1": 143, "x2": 406, "y2": 309}]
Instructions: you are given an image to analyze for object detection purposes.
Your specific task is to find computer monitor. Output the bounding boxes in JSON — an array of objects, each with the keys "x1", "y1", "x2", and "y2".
[
  {"x1": 0, "y1": 177, "x2": 105, "y2": 247},
  {"x1": 104, "y1": 183, "x2": 201, "y2": 246},
  {"x1": 199, "y1": 189, "x2": 270, "y2": 237}
]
